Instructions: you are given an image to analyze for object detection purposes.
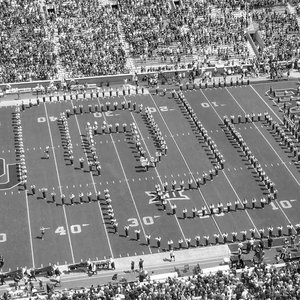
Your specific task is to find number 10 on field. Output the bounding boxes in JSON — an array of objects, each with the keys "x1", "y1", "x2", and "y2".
[{"x1": 55, "y1": 224, "x2": 88, "y2": 236}]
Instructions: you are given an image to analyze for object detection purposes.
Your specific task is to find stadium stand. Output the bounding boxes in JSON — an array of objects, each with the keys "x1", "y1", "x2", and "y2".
[
  {"x1": 0, "y1": 0, "x2": 57, "y2": 83},
  {"x1": 53, "y1": 1, "x2": 127, "y2": 78},
  {"x1": 2, "y1": 0, "x2": 300, "y2": 299},
  {"x1": 3, "y1": 259, "x2": 300, "y2": 299},
  {"x1": 0, "y1": 0, "x2": 300, "y2": 83}
]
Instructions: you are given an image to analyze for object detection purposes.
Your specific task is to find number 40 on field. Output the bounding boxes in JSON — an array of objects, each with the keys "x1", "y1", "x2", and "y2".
[{"x1": 55, "y1": 224, "x2": 88, "y2": 235}]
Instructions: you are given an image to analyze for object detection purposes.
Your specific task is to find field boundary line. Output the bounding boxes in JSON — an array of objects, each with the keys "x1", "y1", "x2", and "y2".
[
  {"x1": 126, "y1": 96, "x2": 188, "y2": 246},
  {"x1": 148, "y1": 94, "x2": 224, "y2": 235},
  {"x1": 43, "y1": 103, "x2": 75, "y2": 263},
  {"x1": 70, "y1": 100, "x2": 114, "y2": 258},
  {"x1": 225, "y1": 88, "x2": 297, "y2": 231},
  {"x1": 96, "y1": 98, "x2": 152, "y2": 254}
]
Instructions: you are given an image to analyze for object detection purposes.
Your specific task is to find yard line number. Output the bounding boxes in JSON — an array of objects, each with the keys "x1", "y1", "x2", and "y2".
[
  {"x1": 270, "y1": 199, "x2": 295, "y2": 210},
  {"x1": 127, "y1": 216, "x2": 159, "y2": 227},
  {"x1": 201, "y1": 102, "x2": 224, "y2": 108},
  {"x1": 0, "y1": 233, "x2": 7, "y2": 243},
  {"x1": 93, "y1": 111, "x2": 115, "y2": 118},
  {"x1": 146, "y1": 106, "x2": 174, "y2": 113},
  {"x1": 55, "y1": 224, "x2": 87, "y2": 235},
  {"x1": 37, "y1": 116, "x2": 57, "y2": 122}
]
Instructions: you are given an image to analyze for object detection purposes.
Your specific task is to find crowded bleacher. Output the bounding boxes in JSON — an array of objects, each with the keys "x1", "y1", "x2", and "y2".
[
  {"x1": 54, "y1": 0, "x2": 127, "y2": 78},
  {"x1": 3, "y1": 257, "x2": 300, "y2": 299},
  {"x1": 0, "y1": 0, "x2": 300, "y2": 83},
  {"x1": 53, "y1": 261, "x2": 300, "y2": 299},
  {"x1": 0, "y1": 0, "x2": 57, "y2": 83}
]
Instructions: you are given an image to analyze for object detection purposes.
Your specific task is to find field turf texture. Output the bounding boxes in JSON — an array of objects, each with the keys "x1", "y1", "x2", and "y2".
[{"x1": 0, "y1": 80, "x2": 300, "y2": 271}]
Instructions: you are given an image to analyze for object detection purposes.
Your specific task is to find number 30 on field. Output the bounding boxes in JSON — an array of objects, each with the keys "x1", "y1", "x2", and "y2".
[{"x1": 127, "y1": 216, "x2": 156, "y2": 227}]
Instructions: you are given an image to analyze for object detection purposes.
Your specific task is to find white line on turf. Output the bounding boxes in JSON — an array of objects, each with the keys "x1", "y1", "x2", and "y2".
[
  {"x1": 96, "y1": 98, "x2": 152, "y2": 254},
  {"x1": 226, "y1": 88, "x2": 300, "y2": 187},
  {"x1": 70, "y1": 100, "x2": 114, "y2": 259},
  {"x1": 25, "y1": 190, "x2": 35, "y2": 268},
  {"x1": 200, "y1": 90, "x2": 260, "y2": 234},
  {"x1": 149, "y1": 94, "x2": 224, "y2": 235},
  {"x1": 43, "y1": 103, "x2": 75, "y2": 263},
  {"x1": 250, "y1": 85, "x2": 283, "y2": 125},
  {"x1": 224, "y1": 88, "x2": 297, "y2": 232},
  {"x1": 127, "y1": 101, "x2": 188, "y2": 246}
]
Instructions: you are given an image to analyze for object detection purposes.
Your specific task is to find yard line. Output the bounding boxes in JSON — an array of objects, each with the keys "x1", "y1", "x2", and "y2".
[
  {"x1": 250, "y1": 85, "x2": 283, "y2": 125},
  {"x1": 225, "y1": 87, "x2": 300, "y2": 187},
  {"x1": 43, "y1": 103, "x2": 75, "y2": 263},
  {"x1": 224, "y1": 88, "x2": 297, "y2": 231},
  {"x1": 126, "y1": 97, "x2": 188, "y2": 246},
  {"x1": 200, "y1": 90, "x2": 261, "y2": 234},
  {"x1": 148, "y1": 94, "x2": 223, "y2": 236},
  {"x1": 70, "y1": 100, "x2": 114, "y2": 258},
  {"x1": 96, "y1": 99, "x2": 152, "y2": 254},
  {"x1": 24, "y1": 191, "x2": 35, "y2": 268}
]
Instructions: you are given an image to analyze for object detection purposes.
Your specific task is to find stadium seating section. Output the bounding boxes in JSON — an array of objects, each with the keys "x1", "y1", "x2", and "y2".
[{"x1": 0, "y1": 0, "x2": 299, "y2": 83}]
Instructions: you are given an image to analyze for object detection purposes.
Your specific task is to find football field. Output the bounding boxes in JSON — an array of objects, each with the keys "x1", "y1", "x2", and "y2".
[{"x1": 0, "y1": 80, "x2": 300, "y2": 271}]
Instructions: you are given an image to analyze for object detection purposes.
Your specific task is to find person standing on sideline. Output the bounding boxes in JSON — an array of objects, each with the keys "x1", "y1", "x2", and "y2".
[
  {"x1": 131, "y1": 261, "x2": 135, "y2": 272},
  {"x1": 110, "y1": 258, "x2": 115, "y2": 270},
  {"x1": 170, "y1": 249, "x2": 175, "y2": 262},
  {"x1": 139, "y1": 258, "x2": 144, "y2": 271}
]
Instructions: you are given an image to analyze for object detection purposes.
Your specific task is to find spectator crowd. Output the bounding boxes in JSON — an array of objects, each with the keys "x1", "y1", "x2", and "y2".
[
  {"x1": 0, "y1": 0, "x2": 300, "y2": 83},
  {"x1": 54, "y1": 0, "x2": 127, "y2": 78},
  {"x1": 0, "y1": 0, "x2": 57, "y2": 83},
  {"x1": 3, "y1": 260, "x2": 300, "y2": 299}
]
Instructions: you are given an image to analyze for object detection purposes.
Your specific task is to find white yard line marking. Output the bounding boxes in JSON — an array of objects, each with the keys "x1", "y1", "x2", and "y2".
[
  {"x1": 128, "y1": 103, "x2": 187, "y2": 246},
  {"x1": 25, "y1": 191, "x2": 35, "y2": 268},
  {"x1": 250, "y1": 85, "x2": 283, "y2": 124},
  {"x1": 70, "y1": 100, "x2": 114, "y2": 258},
  {"x1": 224, "y1": 88, "x2": 297, "y2": 232},
  {"x1": 200, "y1": 90, "x2": 261, "y2": 234},
  {"x1": 226, "y1": 88, "x2": 300, "y2": 186},
  {"x1": 97, "y1": 98, "x2": 151, "y2": 253},
  {"x1": 149, "y1": 94, "x2": 224, "y2": 235},
  {"x1": 43, "y1": 103, "x2": 75, "y2": 263}
]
